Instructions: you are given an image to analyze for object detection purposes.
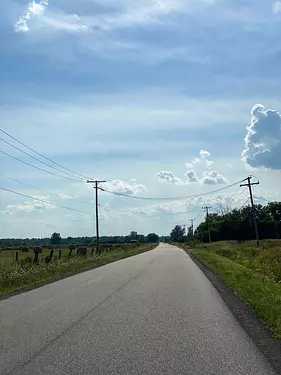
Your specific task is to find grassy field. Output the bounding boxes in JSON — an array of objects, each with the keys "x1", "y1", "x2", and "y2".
[
  {"x1": 180, "y1": 240, "x2": 281, "y2": 338},
  {"x1": 0, "y1": 247, "x2": 70, "y2": 264},
  {"x1": 0, "y1": 244, "x2": 157, "y2": 296}
]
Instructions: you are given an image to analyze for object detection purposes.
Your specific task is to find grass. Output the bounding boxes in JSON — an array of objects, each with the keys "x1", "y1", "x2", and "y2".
[
  {"x1": 195, "y1": 240, "x2": 281, "y2": 282},
  {"x1": 0, "y1": 247, "x2": 70, "y2": 264},
  {"x1": 179, "y1": 240, "x2": 281, "y2": 338},
  {"x1": 0, "y1": 244, "x2": 157, "y2": 296}
]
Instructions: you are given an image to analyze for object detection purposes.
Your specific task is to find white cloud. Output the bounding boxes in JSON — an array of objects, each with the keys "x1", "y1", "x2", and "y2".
[
  {"x1": 13, "y1": 0, "x2": 220, "y2": 37},
  {"x1": 14, "y1": 0, "x2": 89, "y2": 34},
  {"x1": 185, "y1": 170, "x2": 199, "y2": 183},
  {"x1": 200, "y1": 150, "x2": 211, "y2": 158},
  {"x1": 102, "y1": 179, "x2": 147, "y2": 195},
  {"x1": 242, "y1": 104, "x2": 281, "y2": 170},
  {"x1": 185, "y1": 162, "x2": 194, "y2": 169},
  {"x1": 273, "y1": 2, "x2": 281, "y2": 14},
  {"x1": 186, "y1": 150, "x2": 214, "y2": 171},
  {"x1": 157, "y1": 150, "x2": 227, "y2": 186},
  {"x1": 41, "y1": 12, "x2": 89, "y2": 33},
  {"x1": 58, "y1": 193, "x2": 74, "y2": 200},
  {"x1": 201, "y1": 171, "x2": 228, "y2": 185},
  {"x1": 156, "y1": 171, "x2": 183, "y2": 185},
  {"x1": 6, "y1": 196, "x2": 54, "y2": 213},
  {"x1": 15, "y1": 0, "x2": 48, "y2": 33}
]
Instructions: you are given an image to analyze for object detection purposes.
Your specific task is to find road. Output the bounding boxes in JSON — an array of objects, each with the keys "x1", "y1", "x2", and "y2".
[{"x1": 0, "y1": 244, "x2": 276, "y2": 375}]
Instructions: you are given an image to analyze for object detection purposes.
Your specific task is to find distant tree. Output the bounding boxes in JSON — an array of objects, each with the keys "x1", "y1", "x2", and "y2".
[
  {"x1": 170, "y1": 225, "x2": 185, "y2": 242},
  {"x1": 146, "y1": 233, "x2": 159, "y2": 243},
  {"x1": 129, "y1": 231, "x2": 138, "y2": 240},
  {"x1": 50, "y1": 232, "x2": 61, "y2": 245}
]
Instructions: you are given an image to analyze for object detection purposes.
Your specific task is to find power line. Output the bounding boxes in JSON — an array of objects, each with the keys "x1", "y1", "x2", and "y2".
[
  {"x1": 0, "y1": 173, "x2": 90, "y2": 205},
  {"x1": 100, "y1": 179, "x2": 248, "y2": 201},
  {"x1": 0, "y1": 150, "x2": 80, "y2": 182},
  {"x1": 1, "y1": 138, "x2": 82, "y2": 181},
  {"x1": 0, "y1": 128, "x2": 95, "y2": 181},
  {"x1": 228, "y1": 188, "x2": 249, "y2": 209},
  {"x1": 0, "y1": 186, "x2": 92, "y2": 215},
  {"x1": 233, "y1": 193, "x2": 250, "y2": 209}
]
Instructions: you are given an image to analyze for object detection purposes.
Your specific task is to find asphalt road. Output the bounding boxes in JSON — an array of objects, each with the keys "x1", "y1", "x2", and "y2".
[{"x1": 0, "y1": 244, "x2": 277, "y2": 375}]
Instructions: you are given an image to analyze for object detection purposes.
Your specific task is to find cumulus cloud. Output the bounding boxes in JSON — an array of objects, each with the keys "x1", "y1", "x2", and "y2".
[
  {"x1": 15, "y1": 0, "x2": 48, "y2": 32},
  {"x1": 157, "y1": 150, "x2": 227, "y2": 186},
  {"x1": 102, "y1": 179, "x2": 147, "y2": 195},
  {"x1": 200, "y1": 150, "x2": 210, "y2": 158},
  {"x1": 242, "y1": 104, "x2": 281, "y2": 170},
  {"x1": 185, "y1": 170, "x2": 199, "y2": 183},
  {"x1": 201, "y1": 171, "x2": 228, "y2": 185},
  {"x1": 6, "y1": 196, "x2": 55, "y2": 213},
  {"x1": 273, "y1": 2, "x2": 281, "y2": 14},
  {"x1": 156, "y1": 171, "x2": 183, "y2": 185},
  {"x1": 186, "y1": 149, "x2": 214, "y2": 171}
]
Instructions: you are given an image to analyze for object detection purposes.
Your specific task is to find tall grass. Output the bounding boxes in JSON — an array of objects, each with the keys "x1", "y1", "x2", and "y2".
[
  {"x1": 0, "y1": 244, "x2": 156, "y2": 295},
  {"x1": 198, "y1": 240, "x2": 281, "y2": 282}
]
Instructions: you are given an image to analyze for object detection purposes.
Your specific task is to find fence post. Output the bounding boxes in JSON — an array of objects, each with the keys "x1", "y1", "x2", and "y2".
[
  {"x1": 33, "y1": 252, "x2": 39, "y2": 265},
  {"x1": 49, "y1": 249, "x2": 54, "y2": 263},
  {"x1": 15, "y1": 251, "x2": 19, "y2": 262},
  {"x1": 58, "y1": 249, "x2": 62, "y2": 260}
]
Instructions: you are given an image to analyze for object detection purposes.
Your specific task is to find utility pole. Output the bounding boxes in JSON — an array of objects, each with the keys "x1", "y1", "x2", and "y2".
[
  {"x1": 190, "y1": 219, "x2": 195, "y2": 237},
  {"x1": 202, "y1": 207, "x2": 212, "y2": 243},
  {"x1": 87, "y1": 180, "x2": 106, "y2": 254},
  {"x1": 240, "y1": 176, "x2": 260, "y2": 246}
]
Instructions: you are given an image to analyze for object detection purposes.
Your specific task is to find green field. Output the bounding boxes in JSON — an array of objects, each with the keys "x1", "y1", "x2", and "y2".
[
  {"x1": 180, "y1": 240, "x2": 281, "y2": 338},
  {"x1": 0, "y1": 243, "x2": 157, "y2": 296},
  {"x1": 0, "y1": 246, "x2": 70, "y2": 264}
]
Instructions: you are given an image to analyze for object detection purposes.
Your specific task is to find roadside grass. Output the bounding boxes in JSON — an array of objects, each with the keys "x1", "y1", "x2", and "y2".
[
  {"x1": 178, "y1": 241, "x2": 281, "y2": 338},
  {"x1": 194, "y1": 240, "x2": 281, "y2": 282},
  {"x1": 0, "y1": 244, "x2": 157, "y2": 296}
]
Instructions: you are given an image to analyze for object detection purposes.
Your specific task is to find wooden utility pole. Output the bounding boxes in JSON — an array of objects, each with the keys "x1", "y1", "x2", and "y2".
[
  {"x1": 202, "y1": 206, "x2": 212, "y2": 243},
  {"x1": 190, "y1": 219, "x2": 195, "y2": 237},
  {"x1": 87, "y1": 180, "x2": 106, "y2": 254},
  {"x1": 240, "y1": 176, "x2": 260, "y2": 246}
]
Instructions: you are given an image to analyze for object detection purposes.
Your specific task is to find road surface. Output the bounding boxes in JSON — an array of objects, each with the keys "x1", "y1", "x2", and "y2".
[{"x1": 0, "y1": 244, "x2": 276, "y2": 374}]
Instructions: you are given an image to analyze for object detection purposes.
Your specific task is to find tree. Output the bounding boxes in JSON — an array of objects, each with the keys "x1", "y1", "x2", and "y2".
[
  {"x1": 129, "y1": 231, "x2": 138, "y2": 240},
  {"x1": 194, "y1": 201, "x2": 281, "y2": 243},
  {"x1": 146, "y1": 233, "x2": 159, "y2": 243},
  {"x1": 50, "y1": 232, "x2": 61, "y2": 245},
  {"x1": 170, "y1": 225, "x2": 185, "y2": 242}
]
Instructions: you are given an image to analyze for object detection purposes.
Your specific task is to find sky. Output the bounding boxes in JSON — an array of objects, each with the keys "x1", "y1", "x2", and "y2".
[{"x1": 0, "y1": 0, "x2": 281, "y2": 238}]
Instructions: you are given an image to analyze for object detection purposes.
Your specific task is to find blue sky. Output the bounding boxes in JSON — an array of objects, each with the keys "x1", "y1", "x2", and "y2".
[{"x1": 0, "y1": 0, "x2": 281, "y2": 238}]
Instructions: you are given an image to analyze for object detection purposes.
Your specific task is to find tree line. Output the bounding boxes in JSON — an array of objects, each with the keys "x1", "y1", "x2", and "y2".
[
  {"x1": 170, "y1": 202, "x2": 281, "y2": 243},
  {"x1": 0, "y1": 231, "x2": 162, "y2": 247}
]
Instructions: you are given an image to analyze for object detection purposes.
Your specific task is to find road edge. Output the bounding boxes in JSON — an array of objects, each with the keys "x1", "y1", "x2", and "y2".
[{"x1": 183, "y1": 248, "x2": 281, "y2": 375}]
